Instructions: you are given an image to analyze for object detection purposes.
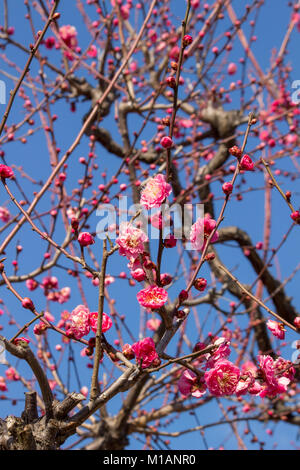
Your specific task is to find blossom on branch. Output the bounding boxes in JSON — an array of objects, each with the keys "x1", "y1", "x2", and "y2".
[
  {"x1": 204, "y1": 360, "x2": 240, "y2": 396},
  {"x1": 131, "y1": 337, "x2": 159, "y2": 369},
  {"x1": 178, "y1": 369, "x2": 206, "y2": 398},
  {"x1": 116, "y1": 222, "x2": 148, "y2": 260},
  {"x1": 140, "y1": 174, "x2": 172, "y2": 209},
  {"x1": 67, "y1": 304, "x2": 90, "y2": 339},
  {"x1": 137, "y1": 285, "x2": 168, "y2": 309},
  {"x1": 190, "y1": 216, "x2": 219, "y2": 251},
  {"x1": 89, "y1": 311, "x2": 113, "y2": 334}
]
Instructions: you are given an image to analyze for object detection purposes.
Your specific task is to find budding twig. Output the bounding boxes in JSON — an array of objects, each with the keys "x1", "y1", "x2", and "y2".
[{"x1": 218, "y1": 264, "x2": 298, "y2": 332}]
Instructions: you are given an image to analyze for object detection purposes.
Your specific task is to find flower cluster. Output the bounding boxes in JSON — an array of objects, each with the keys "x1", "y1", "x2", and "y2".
[
  {"x1": 66, "y1": 304, "x2": 113, "y2": 340},
  {"x1": 258, "y1": 355, "x2": 294, "y2": 398},
  {"x1": 59, "y1": 25, "x2": 79, "y2": 60},
  {"x1": 177, "y1": 338, "x2": 294, "y2": 400},
  {"x1": 131, "y1": 337, "x2": 159, "y2": 369}
]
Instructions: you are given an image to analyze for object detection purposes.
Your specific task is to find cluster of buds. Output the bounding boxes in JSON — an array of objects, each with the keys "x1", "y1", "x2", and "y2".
[{"x1": 229, "y1": 146, "x2": 242, "y2": 158}]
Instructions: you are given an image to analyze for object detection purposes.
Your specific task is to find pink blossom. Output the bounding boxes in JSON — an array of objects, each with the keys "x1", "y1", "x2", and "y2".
[
  {"x1": 140, "y1": 174, "x2": 172, "y2": 209},
  {"x1": 260, "y1": 376, "x2": 290, "y2": 398},
  {"x1": 190, "y1": 216, "x2": 219, "y2": 251},
  {"x1": 266, "y1": 319, "x2": 286, "y2": 340},
  {"x1": 178, "y1": 369, "x2": 206, "y2": 398},
  {"x1": 104, "y1": 275, "x2": 115, "y2": 286},
  {"x1": 248, "y1": 380, "x2": 263, "y2": 395},
  {"x1": 241, "y1": 361, "x2": 257, "y2": 376},
  {"x1": 0, "y1": 207, "x2": 10, "y2": 223},
  {"x1": 236, "y1": 371, "x2": 255, "y2": 396},
  {"x1": 5, "y1": 367, "x2": 19, "y2": 381},
  {"x1": 116, "y1": 222, "x2": 148, "y2": 260},
  {"x1": 26, "y1": 279, "x2": 38, "y2": 291},
  {"x1": 59, "y1": 25, "x2": 78, "y2": 60},
  {"x1": 67, "y1": 304, "x2": 90, "y2": 339},
  {"x1": 45, "y1": 36, "x2": 56, "y2": 49},
  {"x1": 222, "y1": 182, "x2": 233, "y2": 195},
  {"x1": 87, "y1": 45, "x2": 97, "y2": 58},
  {"x1": 42, "y1": 276, "x2": 58, "y2": 290},
  {"x1": 137, "y1": 285, "x2": 168, "y2": 309},
  {"x1": 131, "y1": 268, "x2": 146, "y2": 282},
  {"x1": 67, "y1": 207, "x2": 78, "y2": 220},
  {"x1": 58, "y1": 286, "x2": 71, "y2": 304},
  {"x1": 44, "y1": 311, "x2": 55, "y2": 322},
  {"x1": 89, "y1": 311, "x2": 113, "y2": 334},
  {"x1": 179, "y1": 119, "x2": 193, "y2": 128},
  {"x1": 33, "y1": 322, "x2": 48, "y2": 335},
  {"x1": 258, "y1": 355, "x2": 276, "y2": 385},
  {"x1": 204, "y1": 360, "x2": 240, "y2": 396},
  {"x1": 193, "y1": 277, "x2": 207, "y2": 292},
  {"x1": 80, "y1": 386, "x2": 88, "y2": 397},
  {"x1": 274, "y1": 357, "x2": 295, "y2": 382},
  {"x1": 169, "y1": 45, "x2": 180, "y2": 60},
  {"x1": 146, "y1": 318, "x2": 162, "y2": 331},
  {"x1": 258, "y1": 354, "x2": 291, "y2": 398},
  {"x1": 206, "y1": 337, "x2": 231, "y2": 368},
  {"x1": 131, "y1": 337, "x2": 159, "y2": 368}
]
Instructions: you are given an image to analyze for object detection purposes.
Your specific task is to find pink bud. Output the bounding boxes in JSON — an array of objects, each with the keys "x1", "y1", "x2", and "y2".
[
  {"x1": 222, "y1": 182, "x2": 233, "y2": 195},
  {"x1": 160, "y1": 136, "x2": 173, "y2": 149},
  {"x1": 227, "y1": 62, "x2": 237, "y2": 75},
  {"x1": 240, "y1": 154, "x2": 254, "y2": 171},
  {"x1": 164, "y1": 234, "x2": 177, "y2": 248},
  {"x1": 183, "y1": 34, "x2": 193, "y2": 47},
  {"x1": 290, "y1": 211, "x2": 300, "y2": 223},
  {"x1": 22, "y1": 297, "x2": 34, "y2": 310},
  {"x1": 122, "y1": 343, "x2": 135, "y2": 360},
  {"x1": 179, "y1": 290, "x2": 188, "y2": 302},
  {"x1": 193, "y1": 278, "x2": 207, "y2": 291},
  {"x1": 78, "y1": 232, "x2": 95, "y2": 247},
  {"x1": 160, "y1": 273, "x2": 173, "y2": 286},
  {"x1": 229, "y1": 146, "x2": 242, "y2": 158},
  {"x1": 166, "y1": 76, "x2": 176, "y2": 88},
  {"x1": 0, "y1": 165, "x2": 14, "y2": 180}
]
